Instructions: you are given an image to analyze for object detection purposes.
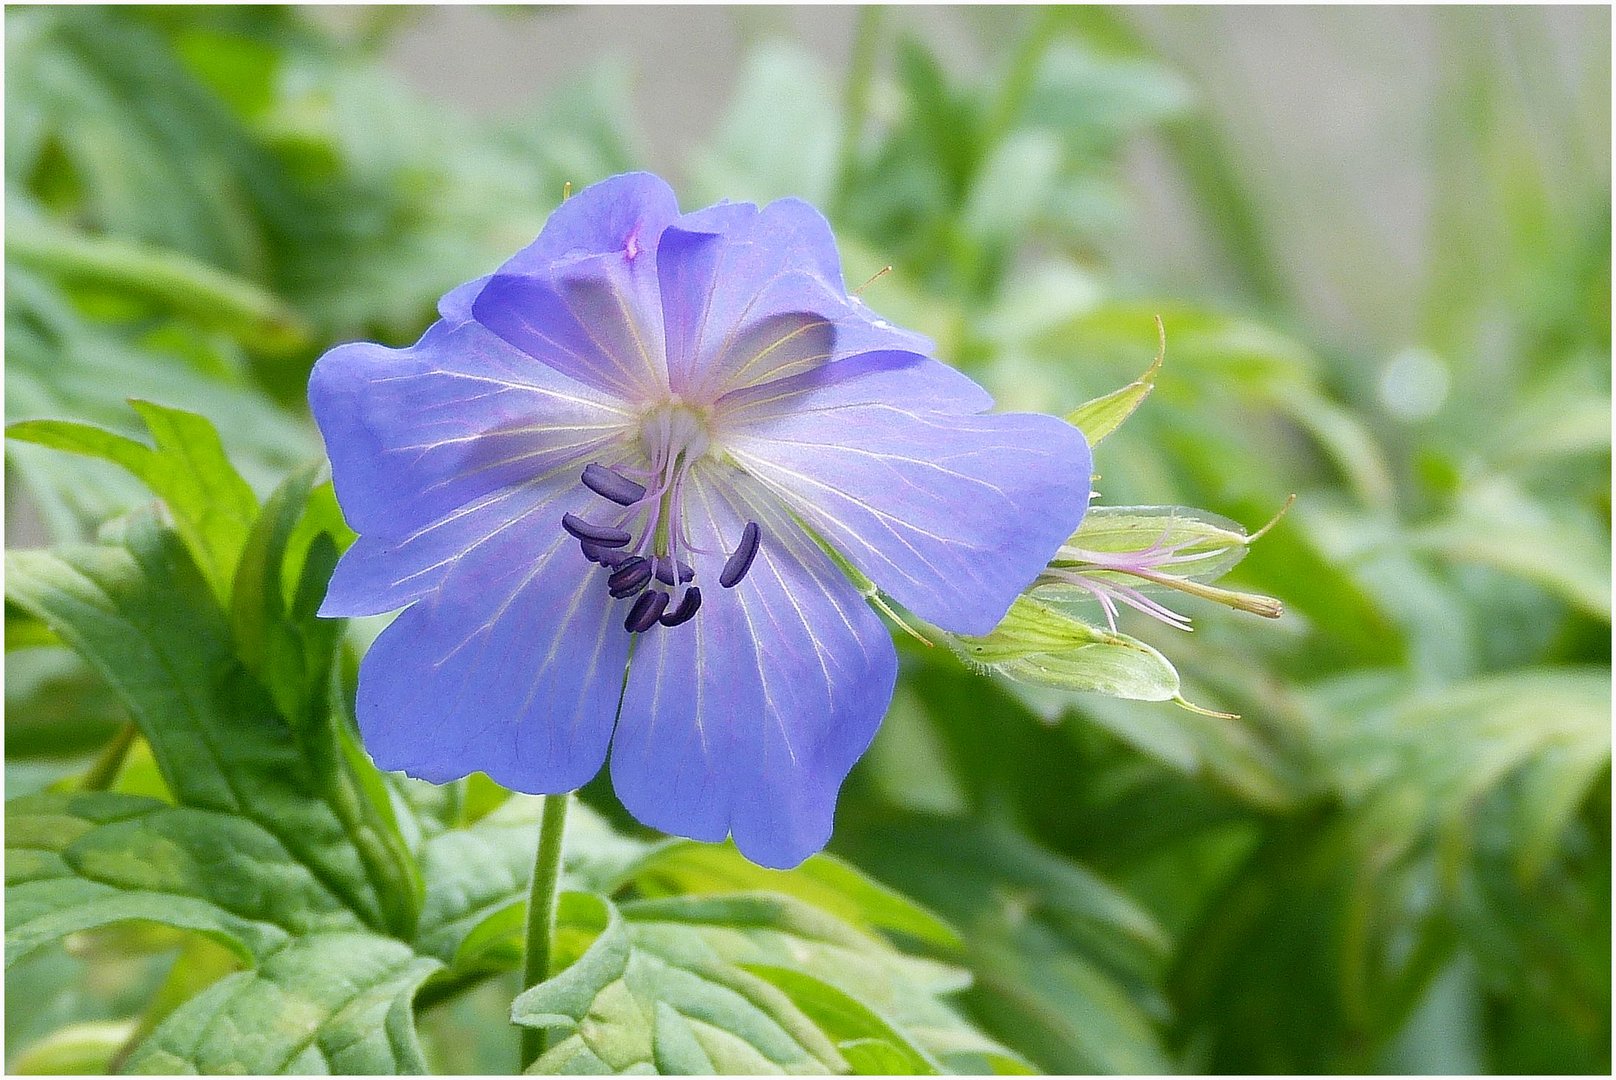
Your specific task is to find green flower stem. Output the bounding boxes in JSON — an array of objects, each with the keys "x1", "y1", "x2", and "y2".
[{"x1": 520, "y1": 792, "x2": 572, "y2": 1070}]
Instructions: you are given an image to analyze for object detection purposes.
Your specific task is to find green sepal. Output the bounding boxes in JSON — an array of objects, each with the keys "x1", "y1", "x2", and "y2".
[
  {"x1": 1064, "y1": 319, "x2": 1163, "y2": 446},
  {"x1": 949, "y1": 595, "x2": 1182, "y2": 703}
]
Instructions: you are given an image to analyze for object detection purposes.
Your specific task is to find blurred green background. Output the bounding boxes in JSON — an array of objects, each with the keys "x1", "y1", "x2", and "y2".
[{"x1": 6, "y1": 5, "x2": 1609, "y2": 1074}]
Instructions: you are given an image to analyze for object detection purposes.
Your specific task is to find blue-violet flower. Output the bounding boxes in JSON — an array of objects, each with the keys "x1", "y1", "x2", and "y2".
[{"x1": 309, "y1": 173, "x2": 1091, "y2": 867}]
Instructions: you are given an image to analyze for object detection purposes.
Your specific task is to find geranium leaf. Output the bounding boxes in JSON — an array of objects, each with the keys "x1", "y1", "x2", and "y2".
[
  {"x1": 615, "y1": 839, "x2": 960, "y2": 950},
  {"x1": 4, "y1": 510, "x2": 414, "y2": 934},
  {"x1": 229, "y1": 463, "x2": 332, "y2": 722},
  {"x1": 414, "y1": 797, "x2": 649, "y2": 972},
  {"x1": 6, "y1": 401, "x2": 258, "y2": 605},
  {"x1": 5, "y1": 791, "x2": 358, "y2": 969},
  {"x1": 742, "y1": 963, "x2": 941, "y2": 1074},
  {"x1": 123, "y1": 932, "x2": 439, "y2": 1074},
  {"x1": 513, "y1": 892, "x2": 845, "y2": 1075},
  {"x1": 514, "y1": 891, "x2": 1025, "y2": 1076}
]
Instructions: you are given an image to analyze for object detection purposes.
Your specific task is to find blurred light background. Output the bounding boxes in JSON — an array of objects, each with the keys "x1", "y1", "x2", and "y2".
[{"x1": 374, "y1": 5, "x2": 1608, "y2": 353}]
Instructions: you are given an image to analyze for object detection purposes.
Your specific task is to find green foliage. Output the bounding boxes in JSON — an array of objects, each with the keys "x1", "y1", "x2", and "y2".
[
  {"x1": 124, "y1": 933, "x2": 440, "y2": 1074},
  {"x1": 7, "y1": 791, "x2": 359, "y2": 968},
  {"x1": 9, "y1": 402, "x2": 259, "y2": 603},
  {"x1": 617, "y1": 840, "x2": 961, "y2": 950},
  {"x1": 513, "y1": 892, "x2": 1016, "y2": 1075},
  {"x1": 5, "y1": 5, "x2": 1609, "y2": 1075}
]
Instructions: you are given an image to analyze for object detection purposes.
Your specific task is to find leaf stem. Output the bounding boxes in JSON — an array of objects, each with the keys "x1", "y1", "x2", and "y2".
[
  {"x1": 519, "y1": 792, "x2": 571, "y2": 1070},
  {"x1": 80, "y1": 721, "x2": 137, "y2": 792},
  {"x1": 6, "y1": 218, "x2": 309, "y2": 352}
]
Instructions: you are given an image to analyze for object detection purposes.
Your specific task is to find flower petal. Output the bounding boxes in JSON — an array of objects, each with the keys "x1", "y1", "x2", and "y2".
[
  {"x1": 473, "y1": 173, "x2": 680, "y2": 400},
  {"x1": 726, "y1": 364, "x2": 1092, "y2": 636},
  {"x1": 308, "y1": 304, "x2": 631, "y2": 542},
  {"x1": 321, "y1": 478, "x2": 563, "y2": 617},
  {"x1": 716, "y1": 348, "x2": 992, "y2": 419},
  {"x1": 352, "y1": 484, "x2": 631, "y2": 794},
  {"x1": 611, "y1": 469, "x2": 897, "y2": 869},
  {"x1": 656, "y1": 197, "x2": 933, "y2": 399}
]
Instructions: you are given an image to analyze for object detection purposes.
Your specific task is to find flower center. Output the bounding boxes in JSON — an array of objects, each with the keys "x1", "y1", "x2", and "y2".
[
  {"x1": 558, "y1": 400, "x2": 760, "y2": 634},
  {"x1": 638, "y1": 399, "x2": 712, "y2": 464}
]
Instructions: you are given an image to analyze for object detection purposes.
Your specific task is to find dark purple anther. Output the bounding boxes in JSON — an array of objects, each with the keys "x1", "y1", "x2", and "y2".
[
  {"x1": 607, "y1": 557, "x2": 652, "y2": 598},
  {"x1": 562, "y1": 512, "x2": 631, "y2": 547},
  {"x1": 580, "y1": 540, "x2": 634, "y2": 567},
  {"x1": 719, "y1": 521, "x2": 761, "y2": 588},
  {"x1": 581, "y1": 463, "x2": 647, "y2": 507},
  {"x1": 625, "y1": 589, "x2": 669, "y2": 632},
  {"x1": 659, "y1": 587, "x2": 702, "y2": 627},
  {"x1": 652, "y1": 556, "x2": 696, "y2": 586}
]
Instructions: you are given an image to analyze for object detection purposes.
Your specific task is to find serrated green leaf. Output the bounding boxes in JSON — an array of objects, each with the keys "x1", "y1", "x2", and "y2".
[
  {"x1": 284, "y1": 481, "x2": 357, "y2": 587},
  {"x1": 744, "y1": 964, "x2": 941, "y2": 1074},
  {"x1": 235, "y1": 471, "x2": 425, "y2": 942},
  {"x1": 7, "y1": 402, "x2": 259, "y2": 604},
  {"x1": 6, "y1": 791, "x2": 357, "y2": 968},
  {"x1": 515, "y1": 892, "x2": 843, "y2": 1074},
  {"x1": 118, "y1": 934, "x2": 245, "y2": 1066},
  {"x1": 516, "y1": 892, "x2": 1016, "y2": 1075},
  {"x1": 230, "y1": 463, "x2": 322, "y2": 719},
  {"x1": 123, "y1": 932, "x2": 439, "y2": 1074},
  {"x1": 5, "y1": 511, "x2": 412, "y2": 934}
]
